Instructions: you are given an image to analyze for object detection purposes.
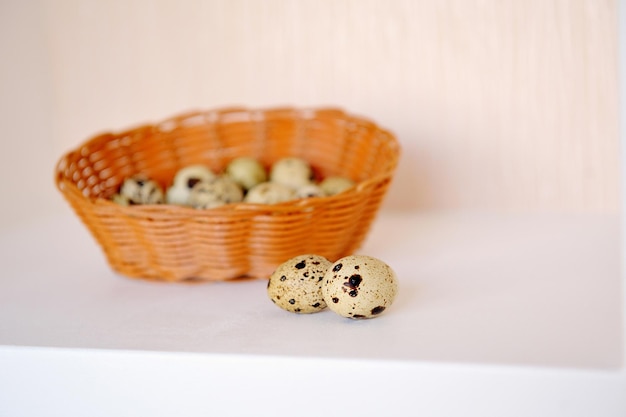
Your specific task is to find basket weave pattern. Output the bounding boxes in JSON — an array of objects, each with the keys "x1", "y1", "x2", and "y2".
[{"x1": 55, "y1": 107, "x2": 400, "y2": 282}]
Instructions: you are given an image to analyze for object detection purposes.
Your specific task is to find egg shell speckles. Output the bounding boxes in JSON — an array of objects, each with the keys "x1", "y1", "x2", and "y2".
[
  {"x1": 166, "y1": 165, "x2": 216, "y2": 205},
  {"x1": 171, "y1": 165, "x2": 216, "y2": 187},
  {"x1": 120, "y1": 176, "x2": 164, "y2": 205},
  {"x1": 188, "y1": 176, "x2": 244, "y2": 209},
  {"x1": 322, "y1": 255, "x2": 398, "y2": 319},
  {"x1": 267, "y1": 254, "x2": 333, "y2": 314}
]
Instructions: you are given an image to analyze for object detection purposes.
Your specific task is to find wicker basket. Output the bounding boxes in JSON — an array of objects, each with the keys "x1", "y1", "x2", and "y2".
[{"x1": 55, "y1": 106, "x2": 400, "y2": 282}]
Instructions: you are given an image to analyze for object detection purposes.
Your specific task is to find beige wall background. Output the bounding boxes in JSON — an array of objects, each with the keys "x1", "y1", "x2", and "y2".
[{"x1": 0, "y1": 0, "x2": 619, "y2": 229}]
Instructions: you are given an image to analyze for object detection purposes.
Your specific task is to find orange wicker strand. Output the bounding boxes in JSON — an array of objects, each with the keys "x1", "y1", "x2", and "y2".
[{"x1": 55, "y1": 107, "x2": 401, "y2": 282}]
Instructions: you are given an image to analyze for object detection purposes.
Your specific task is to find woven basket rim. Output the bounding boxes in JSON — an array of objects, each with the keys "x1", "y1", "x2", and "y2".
[{"x1": 55, "y1": 105, "x2": 401, "y2": 214}]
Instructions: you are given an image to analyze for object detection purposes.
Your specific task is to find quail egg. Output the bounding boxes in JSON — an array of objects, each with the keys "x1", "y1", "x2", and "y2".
[
  {"x1": 244, "y1": 182, "x2": 296, "y2": 204},
  {"x1": 111, "y1": 193, "x2": 130, "y2": 206},
  {"x1": 295, "y1": 183, "x2": 326, "y2": 199},
  {"x1": 270, "y1": 157, "x2": 313, "y2": 189},
  {"x1": 166, "y1": 164, "x2": 216, "y2": 205},
  {"x1": 225, "y1": 157, "x2": 267, "y2": 191},
  {"x1": 319, "y1": 176, "x2": 355, "y2": 196},
  {"x1": 322, "y1": 255, "x2": 397, "y2": 319},
  {"x1": 119, "y1": 175, "x2": 164, "y2": 205},
  {"x1": 267, "y1": 254, "x2": 333, "y2": 313},
  {"x1": 188, "y1": 176, "x2": 244, "y2": 209}
]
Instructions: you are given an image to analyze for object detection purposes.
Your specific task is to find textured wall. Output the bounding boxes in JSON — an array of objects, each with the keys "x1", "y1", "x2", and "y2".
[{"x1": 0, "y1": 0, "x2": 619, "y2": 226}]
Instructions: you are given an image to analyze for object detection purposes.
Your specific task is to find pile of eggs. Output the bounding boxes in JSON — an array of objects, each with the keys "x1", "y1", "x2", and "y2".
[
  {"x1": 111, "y1": 156, "x2": 355, "y2": 208},
  {"x1": 267, "y1": 254, "x2": 398, "y2": 320}
]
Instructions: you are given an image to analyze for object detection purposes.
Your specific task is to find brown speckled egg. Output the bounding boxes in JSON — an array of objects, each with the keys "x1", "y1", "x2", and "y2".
[
  {"x1": 267, "y1": 254, "x2": 332, "y2": 314},
  {"x1": 322, "y1": 255, "x2": 397, "y2": 319},
  {"x1": 119, "y1": 175, "x2": 164, "y2": 205},
  {"x1": 166, "y1": 164, "x2": 216, "y2": 205},
  {"x1": 188, "y1": 176, "x2": 244, "y2": 209}
]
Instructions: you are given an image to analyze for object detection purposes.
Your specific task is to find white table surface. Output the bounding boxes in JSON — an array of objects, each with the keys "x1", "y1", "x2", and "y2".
[{"x1": 1, "y1": 209, "x2": 625, "y2": 416}]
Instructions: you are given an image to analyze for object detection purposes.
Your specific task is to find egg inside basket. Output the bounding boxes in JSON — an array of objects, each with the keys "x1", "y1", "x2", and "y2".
[{"x1": 55, "y1": 107, "x2": 400, "y2": 282}]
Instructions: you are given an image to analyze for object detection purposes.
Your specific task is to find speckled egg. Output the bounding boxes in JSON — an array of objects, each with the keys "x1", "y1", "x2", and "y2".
[
  {"x1": 319, "y1": 176, "x2": 355, "y2": 196},
  {"x1": 166, "y1": 165, "x2": 216, "y2": 205},
  {"x1": 322, "y1": 255, "x2": 398, "y2": 319},
  {"x1": 270, "y1": 157, "x2": 313, "y2": 189},
  {"x1": 119, "y1": 175, "x2": 164, "y2": 205},
  {"x1": 267, "y1": 254, "x2": 333, "y2": 313},
  {"x1": 188, "y1": 176, "x2": 244, "y2": 209},
  {"x1": 225, "y1": 157, "x2": 267, "y2": 191},
  {"x1": 244, "y1": 182, "x2": 296, "y2": 204},
  {"x1": 295, "y1": 183, "x2": 326, "y2": 199}
]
